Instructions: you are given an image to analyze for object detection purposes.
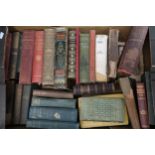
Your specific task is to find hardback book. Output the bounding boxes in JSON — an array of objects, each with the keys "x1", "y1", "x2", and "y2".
[
  {"x1": 29, "y1": 107, "x2": 78, "y2": 122},
  {"x1": 78, "y1": 95, "x2": 125, "y2": 122},
  {"x1": 32, "y1": 31, "x2": 44, "y2": 84},
  {"x1": 33, "y1": 89, "x2": 73, "y2": 98},
  {"x1": 31, "y1": 97, "x2": 76, "y2": 108},
  {"x1": 9, "y1": 32, "x2": 21, "y2": 79},
  {"x1": 96, "y1": 35, "x2": 108, "y2": 82},
  {"x1": 19, "y1": 30, "x2": 35, "y2": 84},
  {"x1": 136, "y1": 82, "x2": 149, "y2": 128},
  {"x1": 20, "y1": 85, "x2": 32, "y2": 124},
  {"x1": 42, "y1": 28, "x2": 55, "y2": 86},
  {"x1": 119, "y1": 77, "x2": 141, "y2": 128},
  {"x1": 0, "y1": 84, "x2": 6, "y2": 128},
  {"x1": 68, "y1": 30, "x2": 76, "y2": 79},
  {"x1": 118, "y1": 26, "x2": 148, "y2": 76},
  {"x1": 13, "y1": 84, "x2": 23, "y2": 125},
  {"x1": 73, "y1": 82, "x2": 121, "y2": 97},
  {"x1": 54, "y1": 27, "x2": 68, "y2": 89},
  {"x1": 80, "y1": 33, "x2": 90, "y2": 83},
  {"x1": 89, "y1": 30, "x2": 96, "y2": 82},
  {"x1": 108, "y1": 29, "x2": 119, "y2": 79},
  {"x1": 26, "y1": 119, "x2": 79, "y2": 129}
]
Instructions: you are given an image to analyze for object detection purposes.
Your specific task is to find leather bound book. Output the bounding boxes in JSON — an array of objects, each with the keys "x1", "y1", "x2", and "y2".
[
  {"x1": 73, "y1": 82, "x2": 121, "y2": 97},
  {"x1": 19, "y1": 30, "x2": 35, "y2": 84},
  {"x1": 0, "y1": 84, "x2": 6, "y2": 128},
  {"x1": 42, "y1": 29, "x2": 55, "y2": 86},
  {"x1": 80, "y1": 33, "x2": 90, "y2": 83},
  {"x1": 136, "y1": 82, "x2": 149, "y2": 128},
  {"x1": 96, "y1": 35, "x2": 108, "y2": 82},
  {"x1": 32, "y1": 31, "x2": 44, "y2": 84},
  {"x1": 90, "y1": 30, "x2": 96, "y2": 82},
  {"x1": 119, "y1": 77, "x2": 140, "y2": 128},
  {"x1": 108, "y1": 29, "x2": 119, "y2": 79},
  {"x1": 118, "y1": 26, "x2": 148, "y2": 76}
]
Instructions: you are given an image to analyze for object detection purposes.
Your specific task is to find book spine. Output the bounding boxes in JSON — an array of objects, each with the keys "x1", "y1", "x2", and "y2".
[
  {"x1": 89, "y1": 30, "x2": 96, "y2": 82},
  {"x1": 136, "y1": 83, "x2": 149, "y2": 128},
  {"x1": 32, "y1": 31, "x2": 44, "y2": 84},
  {"x1": 96, "y1": 35, "x2": 108, "y2": 82},
  {"x1": 42, "y1": 29, "x2": 55, "y2": 85},
  {"x1": 19, "y1": 30, "x2": 35, "y2": 84},
  {"x1": 80, "y1": 33, "x2": 90, "y2": 83},
  {"x1": 29, "y1": 107, "x2": 78, "y2": 122},
  {"x1": 118, "y1": 26, "x2": 148, "y2": 76}
]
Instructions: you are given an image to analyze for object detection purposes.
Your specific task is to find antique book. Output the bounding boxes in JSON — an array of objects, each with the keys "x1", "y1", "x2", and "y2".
[
  {"x1": 108, "y1": 29, "x2": 119, "y2": 79},
  {"x1": 54, "y1": 27, "x2": 68, "y2": 88},
  {"x1": 19, "y1": 30, "x2": 35, "y2": 84},
  {"x1": 29, "y1": 107, "x2": 78, "y2": 122},
  {"x1": 118, "y1": 26, "x2": 148, "y2": 76},
  {"x1": 96, "y1": 35, "x2": 108, "y2": 82},
  {"x1": 80, "y1": 33, "x2": 90, "y2": 83},
  {"x1": 0, "y1": 84, "x2": 6, "y2": 128},
  {"x1": 42, "y1": 29, "x2": 55, "y2": 85},
  {"x1": 136, "y1": 82, "x2": 149, "y2": 128},
  {"x1": 68, "y1": 30, "x2": 76, "y2": 79},
  {"x1": 9, "y1": 32, "x2": 21, "y2": 79},
  {"x1": 20, "y1": 85, "x2": 32, "y2": 124},
  {"x1": 90, "y1": 30, "x2": 96, "y2": 82},
  {"x1": 32, "y1": 31, "x2": 44, "y2": 84},
  {"x1": 13, "y1": 84, "x2": 23, "y2": 125},
  {"x1": 33, "y1": 89, "x2": 73, "y2": 98},
  {"x1": 73, "y1": 82, "x2": 121, "y2": 97},
  {"x1": 26, "y1": 119, "x2": 79, "y2": 129},
  {"x1": 119, "y1": 77, "x2": 141, "y2": 128},
  {"x1": 78, "y1": 95, "x2": 125, "y2": 122},
  {"x1": 31, "y1": 97, "x2": 76, "y2": 108}
]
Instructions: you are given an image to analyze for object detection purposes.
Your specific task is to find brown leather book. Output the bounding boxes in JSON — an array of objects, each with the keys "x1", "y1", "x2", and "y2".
[
  {"x1": 118, "y1": 27, "x2": 148, "y2": 76},
  {"x1": 119, "y1": 77, "x2": 140, "y2": 129}
]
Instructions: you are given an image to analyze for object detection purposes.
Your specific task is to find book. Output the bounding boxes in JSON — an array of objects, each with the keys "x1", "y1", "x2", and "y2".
[
  {"x1": 33, "y1": 89, "x2": 73, "y2": 98},
  {"x1": 73, "y1": 82, "x2": 121, "y2": 97},
  {"x1": 108, "y1": 29, "x2": 119, "y2": 79},
  {"x1": 118, "y1": 26, "x2": 148, "y2": 76},
  {"x1": 119, "y1": 77, "x2": 140, "y2": 128},
  {"x1": 80, "y1": 33, "x2": 90, "y2": 83},
  {"x1": 29, "y1": 107, "x2": 78, "y2": 122},
  {"x1": 96, "y1": 35, "x2": 108, "y2": 82},
  {"x1": 26, "y1": 119, "x2": 79, "y2": 129},
  {"x1": 19, "y1": 30, "x2": 35, "y2": 84},
  {"x1": 136, "y1": 82, "x2": 149, "y2": 128},
  {"x1": 42, "y1": 29, "x2": 55, "y2": 86},
  {"x1": 32, "y1": 31, "x2": 44, "y2": 84}
]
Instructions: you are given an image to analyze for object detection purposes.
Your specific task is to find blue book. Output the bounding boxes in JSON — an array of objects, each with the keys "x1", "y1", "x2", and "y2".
[
  {"x1": 29, "y1": 107, "x2": 78, "y2": 122},
  {"x1": 31, "y1": 97, "x2": 76, "y2": 108},
  {"x1": 26, "y1": 119, "x2": 79, "y2": 129}
]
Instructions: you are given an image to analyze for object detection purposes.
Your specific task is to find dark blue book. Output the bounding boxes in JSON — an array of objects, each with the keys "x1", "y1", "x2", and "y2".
[
  {"x1": 26, "y1": 119, "x2": 79, "y2": 129},
  {"x1": 31, "y1": 97, "x2": 76, "y2": 108},
  {"x1": 29, "y1": 107, "x2": 78, "y2": 122}
]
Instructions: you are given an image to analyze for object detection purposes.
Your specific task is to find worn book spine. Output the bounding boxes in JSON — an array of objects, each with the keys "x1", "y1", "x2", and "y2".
[
  {"x1": 119, "y1": 77, "x2": 140, "y2": 129},
  {"x1": 27, "y1": 119, "x2": 79, "y2": 129},
  {"x1": 29, "y1": 107, "x2": 78, "y2": 122},
  {"x1": 80, "y1": 33, "x2": 90, "y2": 83},
  {"x1": 19, "y1": 30, "x2": 35, "y2": 84},
  {"x1": 90, "y1": 30, "x2": 96, "y2": 82},
  {"x1": 136, "y1": 83, "x2": 149, "y2": 128},
  {"x1": 108, "y1": 29, "x2": 119, "y2": 79},
  {"x1": 32, "y1": 31, "x2": 44, "y2": 84},
  {"x1": 118, "y1": 27, "x2": 148, "y2": 76},
  {"x1": 68, "y1": 30, "x2": 76, "y2": 79},
  {"x1": 96, "y1": 35, "x2": 108, "y2": 82},
  {"x1": 42, "y1": 29, "x2": 55, "y2": 85},
  {"x1": 31, "y1": 97, "x2": 76, "y2": 108}
]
